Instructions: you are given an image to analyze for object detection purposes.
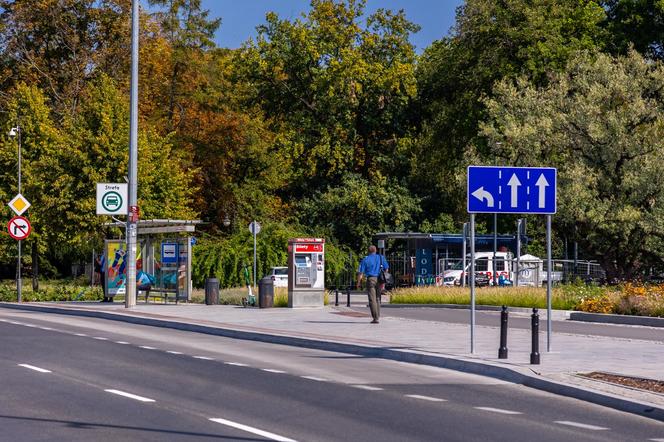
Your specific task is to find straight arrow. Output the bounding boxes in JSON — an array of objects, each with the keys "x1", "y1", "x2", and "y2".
[
  {"x1": 507, "y1": 174, "x2": 521, "y2": 208},
  {"x1": 536, "y1": 174, "x2": 549, "y2": 208}
]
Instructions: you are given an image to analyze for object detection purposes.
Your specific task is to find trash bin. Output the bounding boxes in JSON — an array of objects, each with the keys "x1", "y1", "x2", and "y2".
[
  {"x1": 258, "y1": 276, "x2": 274, "y2": 308},
  {"x1": 205, "y1": 278, "x2": 219, "y2": 305}
]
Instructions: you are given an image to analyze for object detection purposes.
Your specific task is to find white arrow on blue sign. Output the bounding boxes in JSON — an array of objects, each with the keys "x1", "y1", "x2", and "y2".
[{"x1": 467, "y1": 166, "x2": 557, "y2": 214}]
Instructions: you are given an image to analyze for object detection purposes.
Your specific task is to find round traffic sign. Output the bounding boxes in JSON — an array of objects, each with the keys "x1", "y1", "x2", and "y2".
[
  {"x1": 7, "y1": 216, "x2": 31, "y2": 240},
  {"x1": 248, "y1": 221, "x2": 261, "y2": 235},
  {"x1": 101, "y1": 191, "x2": 123, "y2": 213}
]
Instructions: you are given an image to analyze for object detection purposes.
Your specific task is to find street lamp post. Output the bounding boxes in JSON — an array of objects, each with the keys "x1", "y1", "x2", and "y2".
[
  {"x1": 126, "y1": 0, "x2": 139, "y2": 308},
  {"x1": 9, "y1": 125, "x2": 21, "y2": 302}
]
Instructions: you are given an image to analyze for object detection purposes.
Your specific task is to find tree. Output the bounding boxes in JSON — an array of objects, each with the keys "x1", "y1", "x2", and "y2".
[
  {"x1": 481, "y1": 50, "x2": 664, "y2": 278},
  {"x1": 602, "y1": 0, "x2": 664, "y2": 59},
  {"x1": 413, "y1": 0, "x2": 607, "y2": 221}
]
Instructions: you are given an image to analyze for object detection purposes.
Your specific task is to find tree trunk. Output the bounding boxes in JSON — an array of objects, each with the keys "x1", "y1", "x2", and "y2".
[{"x1": 32, "y1": 240, "x2": 39, "y2": 291}]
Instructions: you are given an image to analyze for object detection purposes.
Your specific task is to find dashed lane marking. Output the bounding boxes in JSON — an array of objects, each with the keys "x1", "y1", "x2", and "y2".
[
  {"x1": 554, "y1": 421, "x2": 608, "y2": 431},
  {"x1": 74, "y1": 333, "x2": 87, "y2": 337},
  {"x1": 193, "y1": 356, "x2": 215, "y2": 360},
  {"x1": 225, "y1": 362, "x2": 249, "y2": 367},
  {"x1": 474, "y1": 407, "x2": 522, "y2": 415},
  {"x1": 139, "y1": 346, "x2": 157, "y2": 350},
  {"x1": 105, "y1": 389, "x2": 155, "y2": 403},
  {"x1": 209, "y1": 418, "x2": 297, "y2": 442},
  {"x1": 18, "y1": 364, "x2": 52, "y2": 373},
  {"x1": 167, "y1": 351, "x2": 183, "y2": 355},
  {"x1": 261, "y1": 369, "x2": 287, "y2": 374},
  {"x1": 38, "y1": 327, "x2": 54, "y2": 331},
  {"x1": 404, "y1": 394, "x2": 446, "y2": 402},
  {"x1": 351, "y1": 385, "x2": 383, "y2": 391},
  {"x1": 300, "y1": 376, "x2": 328, "y2": 382},
  {"x1": 93, "y1": 337, "x2": 108, "y2": 341},
  {"x1": 115, "y1": 341, "x2": 130, "y2": 345}
]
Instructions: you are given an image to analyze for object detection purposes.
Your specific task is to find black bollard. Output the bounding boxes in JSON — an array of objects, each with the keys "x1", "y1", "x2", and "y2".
[
  {"x1": 498, "y1": 305, "x2": 508, "y2": 359},
  {"x1": 346, "y1": 286, "x2": 351, "y2": 307},
  {"x1": 530, "y1": 308, "x2": 540, "y2": 365},
  {"x1": 335, "y1": 286, "x2": 339, "y2": 306}
]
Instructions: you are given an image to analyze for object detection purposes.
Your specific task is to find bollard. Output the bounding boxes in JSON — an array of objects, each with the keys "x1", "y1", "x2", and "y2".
[
  {"x1": 498, "y1": 305, "x2": 508, "y2": 359},
  {"x1": 346, "y1": 286, "x2": 351, "y2": 307},
  {"x1": 335, "y1": 286, "x2": 339, "y2": 306},
  {"x1": 530, "y1": 308, "x2": 540, "y2": 365}
]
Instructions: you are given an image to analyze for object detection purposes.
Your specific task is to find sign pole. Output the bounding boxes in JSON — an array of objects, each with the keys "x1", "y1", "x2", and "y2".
[
  {"x1": 546, "y1": 214, "x2": 552, "y2": 352},
  {"x1": 493, "y1": 213, "x2": 497, "y2": 286},
  {"x1": 17, "y1": 123, "x2": 22, "y2": 302},
  {"x1": 126, "y1": 0, "x2": 139, "y2": 308},
  {"x1": 516, "y1": 219, "x2": 522, "y2": 286},
  {"x1": 253, "y1": 221, "x2": 257, "y2": 290},
  {"x1": 462, "y1": 223, "x2": 467, "y2": 288},
  {"x1": 470, "y1": 214, "x2": 476, "y2": 354}
]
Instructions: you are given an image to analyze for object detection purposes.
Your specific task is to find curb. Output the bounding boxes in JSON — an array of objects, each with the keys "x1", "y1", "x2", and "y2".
[
  {"x1": 569, "y1": 312, "x2": 664, "y2": 328},
  {"x1": 2, "y1": 302, "x2": 663, "y2": 422}
]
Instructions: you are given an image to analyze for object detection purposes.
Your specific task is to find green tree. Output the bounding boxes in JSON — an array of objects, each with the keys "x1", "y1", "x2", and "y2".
[{"x1": 482, "y1": 50, "x2": 664, "y2": 278}]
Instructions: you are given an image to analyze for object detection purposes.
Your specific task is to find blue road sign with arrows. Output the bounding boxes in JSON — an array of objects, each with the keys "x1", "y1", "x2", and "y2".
[{"x1": 467, "y1": 166, "x2": 557, "y2": 214}]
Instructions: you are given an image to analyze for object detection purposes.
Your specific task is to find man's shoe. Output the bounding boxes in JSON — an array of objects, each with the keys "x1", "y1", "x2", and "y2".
[{"x1": 371, "y1": 319, "x2": 379, "y2": 324}]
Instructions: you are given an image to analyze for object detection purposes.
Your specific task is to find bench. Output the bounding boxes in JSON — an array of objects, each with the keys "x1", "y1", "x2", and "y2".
[{"x1": 139, "y1": 287, "x2": 179, "y2": 304}]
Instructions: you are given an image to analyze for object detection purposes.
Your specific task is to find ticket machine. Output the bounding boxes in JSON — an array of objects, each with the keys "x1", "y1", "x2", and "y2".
[{"x1": 287, "y1": 238, "x2": 325, "y2": 307}]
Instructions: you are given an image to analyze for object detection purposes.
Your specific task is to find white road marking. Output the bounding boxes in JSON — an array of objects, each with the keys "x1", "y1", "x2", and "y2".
[
  {"x1": 649, "y1": 439, "x2": 664, "y2": 441},
  {"x1": 139, "y1": 346, "x2": 156, "y2": 350},
  {"x1": 351, "y1": 385, "x2": 383, "y2": 391},
  {"x1": 554, "y1": 421, "x2": 608, "y2": 431},
  {"x1": 93, "y1": 337, "x2": 108, "y2": 341},
  {"x1": 105, "y1": 389, "x2": 155, "y2": 403},
  {"x1": 115, "y1": 341, "x2": 130, "y2": 345},
  {"x1": 405, "y1": 394, "x2": 446, "y2": 402},
  {"x1": 209, "y1": 418, "x2": 297, "y2": 442},
  {"x1": 300, "y1": 376, "x2": 328, "y2": 382},
  {"x1": 261, "y1": 368, "x2": 286, "y2": 374},
  {"x1": 8, "y1": 321, "x2": 20, "y2": 324},
  {"x1": 225, "y1": 362, "x2": 248, "y2": 367},
  {"x1": 475, "y1": 407, "x2": 522, "y2": 415},
  {"x1": 193, "y1": 356, "x2": 214, "y2": 360},
  {"x1": 167, "y1": 351, "x2": 183, "y2": 355},
  {"x1": 18, "y1": 364, "x2": 52, "y2": 373},
  {"x1": 74, "y1": 333, "x2": 87, "y2": 337},
  {"x1": 39, "y1": 327, "x2": 54, "y2": 330},
  {"x1": 23, "y1": 324, "x2": 36, "y2": 328}
]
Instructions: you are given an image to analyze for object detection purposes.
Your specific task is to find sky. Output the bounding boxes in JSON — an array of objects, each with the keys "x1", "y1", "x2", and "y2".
[{"x1": 200, "y1": 0, "x2": 463, "y2": 52}]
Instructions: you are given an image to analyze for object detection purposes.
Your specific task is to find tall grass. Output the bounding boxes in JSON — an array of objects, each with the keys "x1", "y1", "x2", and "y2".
[{"x1": 390, "y1": 286, "x2": 580, "y2": 310}]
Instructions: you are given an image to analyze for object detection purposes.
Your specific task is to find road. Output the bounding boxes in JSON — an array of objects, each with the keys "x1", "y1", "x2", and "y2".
[
  {"x1": 366, "y1": 306, "x2": 664, "y2": 342},
  {"x1": 1, "y1": 309, "x2": 663, "y2": 441}
]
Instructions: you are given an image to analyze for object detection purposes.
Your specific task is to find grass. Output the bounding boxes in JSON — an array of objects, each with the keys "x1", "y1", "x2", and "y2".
[{"x1": 390, "y1": 285, "x2": 582, "y2": 310}]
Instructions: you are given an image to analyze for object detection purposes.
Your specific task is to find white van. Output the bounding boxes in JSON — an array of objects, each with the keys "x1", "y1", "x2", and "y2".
[{"x1": 442, "y1": 251, "x2": 514, "y2": 286}]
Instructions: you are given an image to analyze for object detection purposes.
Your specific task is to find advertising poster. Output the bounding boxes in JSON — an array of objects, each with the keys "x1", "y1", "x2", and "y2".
[{"x1": 106, "y1": 241, "x2": 127, "y2": 296}]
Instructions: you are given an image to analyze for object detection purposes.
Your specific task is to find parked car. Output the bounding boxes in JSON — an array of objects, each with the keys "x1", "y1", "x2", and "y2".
[
  {"x1": 456, "y1": 272, "x2": 491, "y2": 287},
  {"x1": 268, "y1": 266, "x2": 288, "y2": 287}
]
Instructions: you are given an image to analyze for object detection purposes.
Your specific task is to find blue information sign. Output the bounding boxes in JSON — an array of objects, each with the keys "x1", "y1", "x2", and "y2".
[{"x1": 467, "y1": 166, "x2": 557, "y2": 214}]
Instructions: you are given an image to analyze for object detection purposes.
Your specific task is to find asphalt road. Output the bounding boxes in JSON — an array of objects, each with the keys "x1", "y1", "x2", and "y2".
[
  {"x1": 1, "y1": 309, "x2": 663, "y2": 441},
  {"x1": 364, "y1": 306, "x2": 664, "y2": 342}
]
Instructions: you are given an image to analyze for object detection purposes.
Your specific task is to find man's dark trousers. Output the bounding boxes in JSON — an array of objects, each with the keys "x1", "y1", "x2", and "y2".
[{"x1": 366, "y1": 276, "x2": 380, "y2": 321}]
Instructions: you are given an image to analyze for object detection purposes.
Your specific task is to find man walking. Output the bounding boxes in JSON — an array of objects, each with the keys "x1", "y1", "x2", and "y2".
[{"x1": 357, "y1": 245, "x2": 389, "y2": 324}]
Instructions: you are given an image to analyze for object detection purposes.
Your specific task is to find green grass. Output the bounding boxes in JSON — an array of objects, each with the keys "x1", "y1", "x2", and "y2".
[{"x1": 390, "y1": 286, "x2": 581, "y2": 310}]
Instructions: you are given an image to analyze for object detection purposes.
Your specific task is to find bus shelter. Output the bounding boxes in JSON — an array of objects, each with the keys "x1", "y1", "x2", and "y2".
[{"x1": 103, "y1": 219, "x2": 202, "y2": 302}]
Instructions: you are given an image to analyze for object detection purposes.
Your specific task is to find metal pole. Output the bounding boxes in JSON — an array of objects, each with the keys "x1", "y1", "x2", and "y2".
[
  {"x1": 498, "y1": 305, "x2": 508, "y2": 359},
  {"x1": 546, "y1": 214, "x2": 552, "y2": 352},
  {"x1": 17, "y1": 124, "x2": 22, "y2": 302},
  {"x1": 493, "y1": 213, "x2": 497, "y2": 286},
  {"x1": 515, "y1": 219, "x2": 521, "y2": 287},
  {"x1": 253, "y1": 221, "x2": 257, "y2": 290},
  {"x1": 470, "y1": 214, "x2": 476, "y2": 354},
  {"x1": 462, "y1": 223, "x2": 467, "y2": 288},
  {"x1": 125, "y1": 0, "x2": 139, "y2": 308}
]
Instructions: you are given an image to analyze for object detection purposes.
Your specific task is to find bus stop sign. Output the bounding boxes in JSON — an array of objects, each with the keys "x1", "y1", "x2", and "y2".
[{"x1": 467, "y1": 166, "x2": 556, "y2": 214}]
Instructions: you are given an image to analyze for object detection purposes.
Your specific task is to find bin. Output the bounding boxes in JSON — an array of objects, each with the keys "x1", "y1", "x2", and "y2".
[
  {"x1": 258, "y1": 276, "x2": 274, "y2": 308},
  {"x1": 205, "y1": 277, "x2": 219, "y2": 305}
]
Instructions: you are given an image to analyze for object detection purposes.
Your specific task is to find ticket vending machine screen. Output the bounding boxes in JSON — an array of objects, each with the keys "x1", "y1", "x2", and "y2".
[{"x1": 294, "y1": 254, "x2": 317, "y2": 287}]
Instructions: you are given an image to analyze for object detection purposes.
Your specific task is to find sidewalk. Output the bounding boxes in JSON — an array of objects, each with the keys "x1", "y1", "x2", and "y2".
[{"x1": 2, "y1": 301, "x2": 664, "y2": 421}]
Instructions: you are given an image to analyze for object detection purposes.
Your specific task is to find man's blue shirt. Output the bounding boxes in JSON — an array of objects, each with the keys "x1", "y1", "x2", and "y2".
[{"x1": 358, "y1": 253, "x2": 389, "y2": 277}]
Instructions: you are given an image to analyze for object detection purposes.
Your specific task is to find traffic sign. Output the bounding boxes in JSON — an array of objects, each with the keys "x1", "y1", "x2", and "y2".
[
  {"x1": 96, "y1": 183, "x2": 128, "y2": 215},
  {"x1": 249, "y1": 221, "x2": 261, "y2": 235},
  {"x1": 467, "y1": 166, "x2": 556, "y2": 214},
  {"x1": 7, "y1": 216, "x2": 31, "y2": 240},
  {"x1": 8, "y1": 193, "x2": 30, "y2": 216}
]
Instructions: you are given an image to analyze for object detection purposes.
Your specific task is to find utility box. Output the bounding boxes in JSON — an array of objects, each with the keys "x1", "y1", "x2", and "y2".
[{"x1": 287, "y1": 238, "x2": 325, "y2": 308}]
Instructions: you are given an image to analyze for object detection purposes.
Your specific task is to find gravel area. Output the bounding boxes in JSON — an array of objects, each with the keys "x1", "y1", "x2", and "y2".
[{"x1": 581, "y1": 372, "x2": 664, "y2": 394}]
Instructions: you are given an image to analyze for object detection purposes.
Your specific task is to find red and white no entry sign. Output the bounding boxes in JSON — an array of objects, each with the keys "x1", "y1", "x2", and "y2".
[{"x1": 7, "y1": 216, "x2": 31, "y2": 240}]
